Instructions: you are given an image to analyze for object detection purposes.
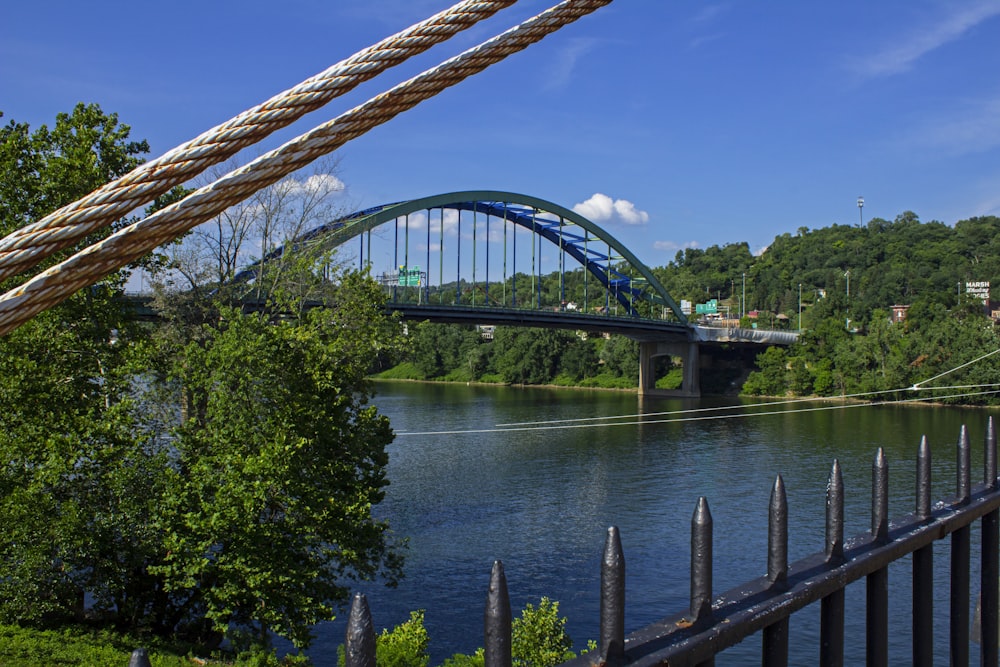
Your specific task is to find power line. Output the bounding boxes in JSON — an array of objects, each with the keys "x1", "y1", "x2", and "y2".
[
  {"x1": 395, "y1": 346, "x2": 1000, "y2": 437},
  {"x1": 394, "y1": 387, "x2": 1000, "y2": 437}
]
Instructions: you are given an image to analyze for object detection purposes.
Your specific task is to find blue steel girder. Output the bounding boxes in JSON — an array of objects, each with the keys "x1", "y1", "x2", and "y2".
[
  {"x1": 234, "y1": 190, "x2": 687, "y2": 323},
  {"x1": 447, "y1": 200, "x2": 649, "y2": 316}
]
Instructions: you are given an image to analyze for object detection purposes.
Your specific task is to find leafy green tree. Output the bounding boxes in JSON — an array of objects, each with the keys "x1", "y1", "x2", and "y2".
[
  {"x1": 511, "y1": 598, "x2": 574, "y2": 667},
  {"x1": 408, "y1": 322, "x2": 483, "y2": 379},
  {"x1": 146, "y1": 271, "x2": 407, "y2": 649},
  {"x1": 0, "y1": 290, "x2": 162, "y2": 628},
  {"x1": 599, "y1": 335, "x2": 639, "y2": 381},
  {"x1": 742, "y1": 346, "x2": 788, "y2": 396},
  {"x1": 0, "y1": 104, "x2": 148, "y2": 241},
  {"x1": 0, "y1": 107, "x2": 409, "y2": 654},
  {"x1": 492, "y1": 328, "x2": 572, "y2": 385},
  {"x1": 558, "y1": 336, "x2": 600, "y2": 381},
  {"x1": 0, "y1": 105, "x2": 155, "y2": 629}
]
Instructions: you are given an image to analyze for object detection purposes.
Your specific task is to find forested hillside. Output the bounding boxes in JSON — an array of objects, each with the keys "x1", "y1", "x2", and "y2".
[
  {"x1": 733, "y1": 213, "x2": 1000, "y2": 402},
  {"x1": 389, "y1": 212, "x2": 1000, "y2": 403}
]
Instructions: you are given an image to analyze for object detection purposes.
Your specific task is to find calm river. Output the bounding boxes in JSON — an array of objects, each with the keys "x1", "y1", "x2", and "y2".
[{"x1": 300, "y1": 382, "x2": 999, "y2": 665}]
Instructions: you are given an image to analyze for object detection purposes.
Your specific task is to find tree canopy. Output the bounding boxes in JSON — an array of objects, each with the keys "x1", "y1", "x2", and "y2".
[{"x1": 0, "y1": 106, "x2": 407, "y2": 656}]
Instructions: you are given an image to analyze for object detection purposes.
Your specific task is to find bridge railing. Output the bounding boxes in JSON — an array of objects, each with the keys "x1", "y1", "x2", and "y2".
[{"x1": 335, "y1": 419, "x2": 998, "y2": 667}]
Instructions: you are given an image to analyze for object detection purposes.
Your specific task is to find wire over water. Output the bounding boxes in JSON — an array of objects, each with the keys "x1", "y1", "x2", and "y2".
[{"x1": 394, "y1": 386, "x2": 1000, "y2": 437}]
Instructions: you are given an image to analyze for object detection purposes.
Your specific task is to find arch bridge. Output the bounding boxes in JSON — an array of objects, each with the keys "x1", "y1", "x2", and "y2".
[
  {"x1": 236, "y1": 190, "x2": 797, "y2": 397},
  {"x1": 237, "y1": 190, "x2": 686, "y2": 322}
]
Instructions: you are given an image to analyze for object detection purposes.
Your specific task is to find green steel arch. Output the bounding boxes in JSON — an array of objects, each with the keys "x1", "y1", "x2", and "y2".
[{"x1": 237, "y1": 190, "x2": 687, "y2": 323}]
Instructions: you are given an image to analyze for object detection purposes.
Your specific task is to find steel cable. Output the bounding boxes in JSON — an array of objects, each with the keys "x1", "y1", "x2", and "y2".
[
  {"x1": 0, "y1": 0, "x2": 518, "y2": 281},
  {"x1": 0, "y1": 0, "x2": 612, "y2": 335}
]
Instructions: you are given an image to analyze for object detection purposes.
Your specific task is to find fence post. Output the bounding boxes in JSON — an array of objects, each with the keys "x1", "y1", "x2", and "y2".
[
  {"x1": 690, "y1": 497, "x2": 713, "y2": 624},
  {"x1": 820, "y1": 459, "x2": 844, "y2": 667},
  {"x1": 866, "y1": 448, "x2": 889, "y2": 667},
  {"x1": 127, "y1": 648, "x2": 152, "y2": 667},
  {"x1": 689, "y1": 497, "x2": 714, "y2": 667},
  {"x1": 913, "y1": 435, "x2": 934, "y2": 666},
  {"x1": 485, "y1": 560, "x2": 512, "y2": 667},
  {"x1": 345, "y1": 593, "x2": 375, "y2": 667},
  {"x1": 763, "y1": 475, "x2": 789, "y2": 667},
  {"x1": 600, "y1": 526, "x2": 625, "y2": 665},
  {"x1": 982, "y1": 417, "x2": 999, "y2": 666},
  {"x1": 953, "y1": 426, "x2": 972, "y2": 667}
]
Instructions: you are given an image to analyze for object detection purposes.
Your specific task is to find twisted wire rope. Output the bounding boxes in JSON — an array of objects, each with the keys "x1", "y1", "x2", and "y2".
[
  {"x1": 0, "y1": 0, "x2": 612, "y2": 336},
  {"x1": 0, "y1": 0, "x2": 518, "y2": 282}
]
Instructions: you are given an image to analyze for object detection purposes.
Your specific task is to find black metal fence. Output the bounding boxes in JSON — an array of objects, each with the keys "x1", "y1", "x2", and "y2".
[{"x1": 338, "y1": 418, "x2": 1000, "y2": 667}]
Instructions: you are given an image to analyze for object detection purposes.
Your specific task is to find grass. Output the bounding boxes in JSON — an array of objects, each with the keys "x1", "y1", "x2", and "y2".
[
  {"x1": 0, "y1": 624, "x2": 230, "y2": 667},
  {"x1": 373, "y1": 361, "x2": 425, "y2": 380}
]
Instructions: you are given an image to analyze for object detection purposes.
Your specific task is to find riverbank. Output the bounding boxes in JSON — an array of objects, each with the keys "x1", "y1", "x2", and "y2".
[
  {"x1": 372, "y1": 360, "x2": 679, "y2": 392},
  {"x1": 373, "y1": 375, "x2": 641, "y2": 393},
  {"x1": 373, "y1": 369, "x2": 998, "y2": 409}
]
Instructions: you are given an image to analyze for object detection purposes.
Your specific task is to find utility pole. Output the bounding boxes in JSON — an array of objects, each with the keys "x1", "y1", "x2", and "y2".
[
  {"x1": 845, "y1": 269, "x2": 851, "y2": 330},
  {"x1": 742, "y1": 272, "x2": 746, "y2": 319},
  {"x1": 798, "y1": 283, "x2": 802, "y2": 331}
]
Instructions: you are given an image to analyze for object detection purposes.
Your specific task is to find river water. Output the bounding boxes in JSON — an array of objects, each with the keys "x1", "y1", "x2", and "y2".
[{"x1": 300, "y1": 382, "x2": 999, "y2": 665}]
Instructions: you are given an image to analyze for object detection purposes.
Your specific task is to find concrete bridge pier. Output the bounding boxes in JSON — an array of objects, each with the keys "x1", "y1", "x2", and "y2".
[{"x1": 638, "y1": 341, "x2": 700, "y2": 398}]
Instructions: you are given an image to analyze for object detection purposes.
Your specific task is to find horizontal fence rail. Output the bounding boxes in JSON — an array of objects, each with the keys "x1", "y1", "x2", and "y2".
[{"x1": 336, "y1": 419, "x2": 999, "y2": 667}]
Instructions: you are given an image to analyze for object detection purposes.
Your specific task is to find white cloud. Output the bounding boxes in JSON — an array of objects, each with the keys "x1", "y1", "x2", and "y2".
[
  {"x1": 613, "y1": 199, "x2": 650, "y2": 225},
  {"x1": 543, "y1": 37, "x2": 600, "y2": 92},
  {"x1": 690, "y1": 4, "x2": 728, "y2": 25},
  {"x1": 654, "y1": 240, "x2": 699, "y2": 252},
  {"x1": 572, "y1": 193, "x2": 650, "y2": 225},
  {"x1": 852, "y1": 1, "x2": 1000, "y2": 78},
  {"x1": 285, "y1": 173, "x2": 345, "y2": 197},
  {"x1": 419, "y1": 209, "x2": 460, "y2": 236},
  {"x1": 906, "y1": 94, "x2": 1000, "y2": 156},
  {"x1": 393, "y1": 211, "x2": 428, "y2": 231}
]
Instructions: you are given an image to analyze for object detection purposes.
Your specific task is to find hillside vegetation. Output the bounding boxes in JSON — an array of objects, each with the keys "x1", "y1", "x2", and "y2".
[{"x1": 391, "y1": 213, "x2": 1000, "y2": 403}]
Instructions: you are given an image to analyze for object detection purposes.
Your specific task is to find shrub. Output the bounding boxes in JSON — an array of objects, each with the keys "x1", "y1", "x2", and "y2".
[
  {"x1": 377, "y1": 610, "x2": 430, "y2": 667},
  {"x1": 511, "y1": 598, "x2": 573, "y2": 667}
]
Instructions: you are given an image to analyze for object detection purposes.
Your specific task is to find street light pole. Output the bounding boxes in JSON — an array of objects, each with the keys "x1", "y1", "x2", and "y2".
[
  {"x1": 742, "y1": 272, "x2": 746, "y2": 319},
  {"x1": 845, "y1": 269, "x2": 851, "y2": 330},
  {"x1": 798, "y1": 283, "x2": 802, "y2": 331},
  {"x1": 857, "y1": 196, "x2": 864, "y2": 225}
]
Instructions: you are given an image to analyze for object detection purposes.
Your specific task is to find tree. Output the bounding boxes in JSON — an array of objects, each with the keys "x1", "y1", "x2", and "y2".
[
  {"x1": 0, "y1": 105, "x2": 156, "y2": 629},
  {"x1": 558, "y1": 335, "x2": 600, "y2": 381},
  {"x1": 0, "y1": 107, "x2": 408, "y2": 653},
  {"x1": 408, "y1": 322, "x2": 484, "y2": 380},
  {"x1": 144, "y1": 266, "x2": 407, "y2": 649},
  {"x1": 0, "y1": 104, "x2": 148, "y2": 242},
  {"x1": 599, "y1": 335, "x2": 639, "y2": 381},
  {"x1": 742, "y1": 346, "x2": 788, "y2": 396},
  {"x1": 492, "y1": 328, "x2": 571, "y2": 385}
]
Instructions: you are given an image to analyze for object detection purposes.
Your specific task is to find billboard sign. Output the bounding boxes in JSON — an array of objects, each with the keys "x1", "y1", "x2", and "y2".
[{"x1": 966, "y1": 281, "x2": 990, "y2": 304}]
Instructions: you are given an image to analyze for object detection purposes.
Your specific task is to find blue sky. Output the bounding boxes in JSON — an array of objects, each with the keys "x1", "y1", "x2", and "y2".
[{"x1": 3, "y1": 0, "x2": 1000, "y2": 271}]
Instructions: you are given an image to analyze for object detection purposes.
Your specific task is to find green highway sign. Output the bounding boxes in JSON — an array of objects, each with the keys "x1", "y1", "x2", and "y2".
[{"x1": 398, "y1": 265, "x2": 421, "y2": 286}]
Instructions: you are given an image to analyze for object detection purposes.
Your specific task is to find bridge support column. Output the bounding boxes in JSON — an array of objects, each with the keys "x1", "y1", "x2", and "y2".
[{"x1": 639, "y1": 341, "x2": 700, "y2": 398}]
